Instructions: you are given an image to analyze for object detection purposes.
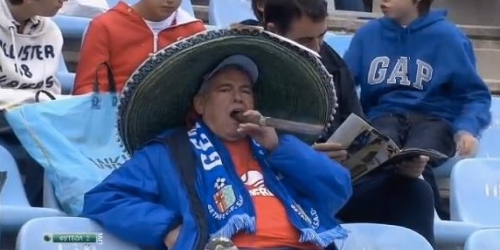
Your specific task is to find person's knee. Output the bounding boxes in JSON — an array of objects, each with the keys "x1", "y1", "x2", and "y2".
[
  {"x1": 413, "y1": 178, "x2": 434, "y2": 195},
  {"x1": 401, "y1": 177, "x2": 435, "y2": 211}
]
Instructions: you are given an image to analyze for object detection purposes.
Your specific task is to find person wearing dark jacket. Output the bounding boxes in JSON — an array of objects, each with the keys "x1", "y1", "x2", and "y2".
[
  {"x1": 240, "y1": 1, "x2": 364, "y2": 136},
  {"x1": 239, "y1": 0, "x2": 437, "y2": 246}
]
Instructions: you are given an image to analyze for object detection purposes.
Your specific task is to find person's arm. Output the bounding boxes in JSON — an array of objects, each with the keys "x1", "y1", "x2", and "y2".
[
  {"x1": 322, "y1": 43, "x2": 365, "y2": 121},
  {"x1": 448, "y1": 38, "x2": 491, "y2": 137},
  {"x1": 338, "y1": 68, "x2": 365, "y2": 120},
  {"x1": 73, "y1": 19, "x2": 110, "y2": 95},
  {"x1": 81, "y1": 143, "x2": 180, "y2": 249},
  {"x1": 343, "y1": 32, "x2": 363, "y2": 86},
  {"x1": 267, "y1": 135, "x2": 352, "y2": 213}
]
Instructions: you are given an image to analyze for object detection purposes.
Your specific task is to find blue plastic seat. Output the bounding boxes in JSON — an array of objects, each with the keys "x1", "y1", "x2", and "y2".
[
  {"x1": 180, "y1": 0, "x2": 195, "y2": 16},
  {"x1": 323, "y1": 32, "x2": 353, "y2": 57},
  {"x1": 53, "y1": 15, "x2": 91, "y2": 40},
  {"x1": 476, "y1": 97, "x2": 500, "y2": 158},
  {"x1": 433, "y1": 155, "x2": 460, "y2": 179},
  {"x1": 428, "y1": 96, "x2": 500, "y2": 178},
  {"x1": 57, "y1": 55, "x2": 75, "y2": 94},
  {"x1": 205, "y1": 25, "x2": 218, "y2": 30},
  {"x1": 43, "y1": 174, "x2": 64, "y2": 212},
  {"x1": 340, "y1": 223, "x2": 433, "y2": 249},
  {"x1": 464, "y1": 229, "x2": 500, "y2": 250},
  {"x1": 208, "y1": 0, "x2": 255, "y2": 27},
  {"x1": 16, "y1": 217, "x2": 140, "y2": 250},
  {"x1": 434, "y1": 218, "x2": 482, "y2": 247},
  {"x1": 450, "y1": 158, "x2": 500, "y2": 226},
  {"x1": 107, "y1": 0, "x2": 136, "y2": 7},
  {"x1": 0, "y1": 146, "x2": 64, "y2": 233}
]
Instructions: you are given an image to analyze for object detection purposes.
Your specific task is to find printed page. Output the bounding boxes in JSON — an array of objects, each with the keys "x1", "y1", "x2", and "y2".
[{"x1": 327, "y1": 114, "x2": 401, "y2": 180}]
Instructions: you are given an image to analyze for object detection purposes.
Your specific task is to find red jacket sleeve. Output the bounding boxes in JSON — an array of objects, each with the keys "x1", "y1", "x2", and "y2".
[{"x1": 73, "y1": 19, "x2": 111, "y2": 95}]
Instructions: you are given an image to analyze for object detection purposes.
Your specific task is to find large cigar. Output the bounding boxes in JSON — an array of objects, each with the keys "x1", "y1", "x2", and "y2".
[{"x1": 231, "y1": 111, "x2": 325, "y2": 135}]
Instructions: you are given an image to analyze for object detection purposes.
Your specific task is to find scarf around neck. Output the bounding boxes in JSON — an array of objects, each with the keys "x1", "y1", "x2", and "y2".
[{"x1": 187, "y1": 121, "x2": 348, "y2": 247}]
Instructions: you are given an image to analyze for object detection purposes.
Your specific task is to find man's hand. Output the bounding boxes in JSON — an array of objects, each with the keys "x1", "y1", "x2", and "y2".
[
  {"x1": 237, "y1": 110, "x2": 279, "y2": 151},
  {"x1": 164, "y1": 225, "x2": 181, "y2": 249},
  {"x1": 312, "y1": 142, "x2": 348, "y2": 162},
  {"x1": 455, "y1": 131, "x2": 479, "y2": 158},
  {"x1": 395, "y1": 155, "x2": 429, "y2": 178}
]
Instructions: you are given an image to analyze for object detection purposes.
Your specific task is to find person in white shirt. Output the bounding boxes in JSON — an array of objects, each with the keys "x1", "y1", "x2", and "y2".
[{"x1": 0, "y1": 0, "x2": 67, "y2": 207}]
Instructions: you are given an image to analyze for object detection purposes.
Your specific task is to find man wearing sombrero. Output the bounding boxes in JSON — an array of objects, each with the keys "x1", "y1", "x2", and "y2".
[{"x1": 81, "y1": 29, "x2": 352, "y2": 250}]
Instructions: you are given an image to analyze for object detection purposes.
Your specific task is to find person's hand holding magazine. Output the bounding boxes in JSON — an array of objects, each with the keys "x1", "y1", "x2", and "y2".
[
  {"x1": 316, "y1": 114, "x2": 447, "y2": 180},
  {"x1": 394, "y1": 155, "x2": 429, "y2": 178},
  {"x1": 314, "y1": 141, "x2": 429, "y2": 178},
  {"x1": 312, "y1": 142, "x2": 348, "y2": 162}
]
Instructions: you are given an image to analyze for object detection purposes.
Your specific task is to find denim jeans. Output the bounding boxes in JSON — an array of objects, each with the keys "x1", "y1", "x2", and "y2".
[{"x1": 370, "y1": 113, "x2": 456, "y2": 220}]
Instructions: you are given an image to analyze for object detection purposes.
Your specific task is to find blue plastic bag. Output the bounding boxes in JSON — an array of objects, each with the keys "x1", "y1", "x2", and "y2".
[{"x1": 4, "y1": 63, "x2": 128, "y2": 216}]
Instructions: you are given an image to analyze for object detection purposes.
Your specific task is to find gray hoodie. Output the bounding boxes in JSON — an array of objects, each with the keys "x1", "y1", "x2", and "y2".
[{"x1": 0, "y1": 0, "x2": 63, "y2": 109}]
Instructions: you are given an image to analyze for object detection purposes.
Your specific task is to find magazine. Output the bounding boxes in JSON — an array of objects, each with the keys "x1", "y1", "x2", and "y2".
[
  {"x1": 0, "y1": 171, "x2": 6, "y2": 195},
  {"x1": 328, "y1": 114, "x2": 448, "y2": 180}
]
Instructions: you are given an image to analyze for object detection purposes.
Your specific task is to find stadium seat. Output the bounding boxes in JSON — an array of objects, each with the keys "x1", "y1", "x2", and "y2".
[
  {"x1": 323, "y1": 32, "x2": 353, "y2": 57},
  {"x1": 205, "y1": 25, "x2": 218, "y2": 30},
  {"x1": 180, "y1": 0, "x2": 195, "y2": 16},
  {"x1": 433, "y1": 155, "x2": 460, "y2": 179},
  {"x1": 57, "y1": 55, "x2": 75, "y2": 94},
  {"x1": 53, "y1": 15, "x2": 91, "y2": 40},
  {"x1": 340, "y1": 223, "x2": 433, "y2": 249},
  {"x1": 107, "y1": 0, "x2": 135, "y2": 7},
  {"x1": 435, "y1": 219, "x2": 482, "y2": 247},
  {"x1": 43, "y1": 174, "x2": 64, "y2": 212},
  {"x1": 208, "y1": 0, "x2": 255, "y2": 27},
  {"x1": 16, "y1": 217, "x2": 140, "y2": 250},
  {"x1": 0, "y1": 146, "x2": 65, "y2": 232},
  {"x1": 450, "y1": 158, "x2": 500, "y2": 226},
  {"x1": 464, "y1": 229, "x2": 500, "y2": 250},
  {"x1": 431, "y1": 96, "x2": 500, "y2": 178},
  {"x1": 476, "y1": 97, "x2": 500, "y2": 158}
]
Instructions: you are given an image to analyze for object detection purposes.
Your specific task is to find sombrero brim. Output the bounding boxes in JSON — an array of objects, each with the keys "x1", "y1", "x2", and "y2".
[{"x1": 118, "y1": 29, "x2": 337, "y2": 154}]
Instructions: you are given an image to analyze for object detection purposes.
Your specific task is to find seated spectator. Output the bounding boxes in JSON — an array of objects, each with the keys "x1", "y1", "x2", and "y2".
[
  {"x1": 238, "y1": 0, "x2": 364, "y2": 132},
  {"x1": 0, "y1": 0, "x2": 66, "y2": 206},
  {"x1": 73, "y1": 0, "x2": 205, "y2": 94},
  {"x1": 246, "y1": 0, "x2": 437, "y2": 245},
  {"x1": 81, "y1": 30, "x2": 352, "y2": 250},
  {"x1": 262, "y1": 0, "x2": 364, "y2": 131},
  {"x1": 343, "y1": 0, "x2": 492, "y2": 220}
]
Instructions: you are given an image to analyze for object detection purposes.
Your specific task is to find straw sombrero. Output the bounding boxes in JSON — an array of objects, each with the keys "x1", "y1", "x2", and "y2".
[{"x1": 118, "y1": 28, "x2": 337, "y2": 154}]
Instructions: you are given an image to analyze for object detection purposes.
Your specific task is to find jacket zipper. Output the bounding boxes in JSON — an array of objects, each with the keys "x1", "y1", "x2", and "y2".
[{"x1": 153, "y1": 32, "x2": 158, "y2": 52}]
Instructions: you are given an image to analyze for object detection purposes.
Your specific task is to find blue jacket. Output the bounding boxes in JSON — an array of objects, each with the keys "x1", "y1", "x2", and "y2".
[
  {"x1": 344, "y1": 10, "x2": 491, "y2": 137},
  {"x1": 81, "y1": 130, "x2": 352, "y2": 249}
]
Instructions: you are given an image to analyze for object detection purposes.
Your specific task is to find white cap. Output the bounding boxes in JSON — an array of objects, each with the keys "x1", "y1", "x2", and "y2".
[{"x1": 204, "y1": 55, "x2": 259, "y2": 84}]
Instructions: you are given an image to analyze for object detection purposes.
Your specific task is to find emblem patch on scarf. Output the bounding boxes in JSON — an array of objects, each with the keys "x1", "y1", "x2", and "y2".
[{"x1": 213, "y1": 178, "x2": 236, "y2": 213}]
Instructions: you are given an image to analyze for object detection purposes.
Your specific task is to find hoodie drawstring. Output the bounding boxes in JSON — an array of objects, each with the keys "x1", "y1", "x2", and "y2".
[
  {"x1": 7, "y1": 25, "x2": 47, "y2": 92},
  {"x1": 8, "y1": 26, "x2": 20, "y2": 76}
]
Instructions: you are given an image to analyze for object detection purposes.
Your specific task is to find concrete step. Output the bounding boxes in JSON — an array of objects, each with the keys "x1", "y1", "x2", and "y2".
[
  {"x1": 372, "y1": 0, "x2": 500, "y2": 26},
  {"x1": 477, "y1": 49, "x2": 500, "y2": 81}
]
